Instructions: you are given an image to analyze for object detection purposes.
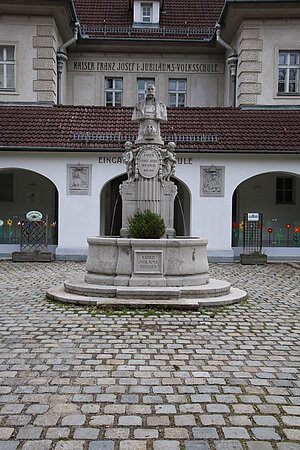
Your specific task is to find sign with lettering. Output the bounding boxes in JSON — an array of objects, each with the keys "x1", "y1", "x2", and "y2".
[
  {"x1": 69, "y1": 60, "x2": 224, "y2": 74},
  {"x1": 248, "y1": 213, "x2": 259, "y2": 221},
  {"x1": 134, "y1": 251, "x2": 163, "y2": 274},
  {"x1": 138, "y1": 148, "x2": 160, "y2": 178}
]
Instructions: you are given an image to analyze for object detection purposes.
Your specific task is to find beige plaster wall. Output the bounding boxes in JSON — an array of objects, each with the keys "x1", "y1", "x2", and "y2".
[
  {"x1": 235, "y1": 19, "x2": 300, "y2": 107},
  {"x1": 258, "y1": 19, "x2": 300, "y2": 106},
  {"x1": 0, "y1": 14, "x2": 61, "y2": 103},
  {"x1": 66, "y1": 52, "x2": 225, "y2": 107}
]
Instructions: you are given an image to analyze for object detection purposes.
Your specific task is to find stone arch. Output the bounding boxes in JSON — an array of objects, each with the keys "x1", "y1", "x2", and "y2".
[
  {"x1": 0, "y1": 167, "x2": 59, "y2": 247},
  {"x1": 100, "y1": 173, "x2": 191, "y2": 236},
  {"x1": 232, "y1": 170, "x2": 300, "y2": 248}
]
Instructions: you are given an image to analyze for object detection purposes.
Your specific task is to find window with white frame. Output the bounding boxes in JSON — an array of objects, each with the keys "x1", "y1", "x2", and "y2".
[
  {"x1": 0, "y1": 46, "x2": 15, "y2": 90},
  {"x1": 141, "y1": 3, "x2": 152, "y2": 23},
  {"x1": 105, "y1": 78, "x2": 123, "y2": 106},
  {"x1": 169, "y1": 79, "x2": 187, "y2": 107},
  {"x1": 278, "y1": 51, "x2": 299, "y2": 95},
  {"x1": 276, "y1": 176, "x2": 295, "y2": 204},
  {"x1": 137, "y1": 78, "x2": 155, "y2": 102}
]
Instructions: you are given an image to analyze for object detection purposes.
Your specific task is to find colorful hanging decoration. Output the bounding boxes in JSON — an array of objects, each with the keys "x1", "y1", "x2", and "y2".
[
  {"x1": 232, "y1": 222, "x2": 238, "y2": 241},
  {"x1": 277, "y1": 226, "x2": 283, "y2": 246},
  {"x1": 293, "y1": 227, "x2": 300, "y2": 245},
  {"x1": 286, "y1": 223, "x2": 291, "y2": 246},
  {"x1": 0, "y1": 219, "x2": 3, "y2": 242},
  {"x1": 50, "y1": 221, "x2": 57, "y2": 242},
  {"x1": 239, "y1": 221, "x2": 244, "y2": 244},
  {"x1": 267, "y1": 227, "x2": 273, "y2": 245},
  {"x1": 7, "y1": 218, "x2": 13, "y2": 243}
]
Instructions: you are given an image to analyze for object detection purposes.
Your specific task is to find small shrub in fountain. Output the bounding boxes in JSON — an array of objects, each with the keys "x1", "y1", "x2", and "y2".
[{"x1": 128, "y1": 209, "x2": 166, "y2": 238}]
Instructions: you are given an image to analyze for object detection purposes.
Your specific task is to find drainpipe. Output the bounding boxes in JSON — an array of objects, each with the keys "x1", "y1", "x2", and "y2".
[
  {"x1": 216, "y1": 23, "x2": 238, "y2": 107},
  {"x1": 57, "y1": 22, "x2": 80, "y2": 105}
]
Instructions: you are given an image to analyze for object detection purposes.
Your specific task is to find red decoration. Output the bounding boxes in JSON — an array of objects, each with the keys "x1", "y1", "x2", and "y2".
[
  {"x1": 294, "y1": 227, "x2": 300, "y2": 234},
  {"x1": 286, "y1": 223, "x2": 291, "y2": 229},
  {"x1": 268, "y1": 227, "x2": 273, "y2": 233},
  {"x1": 232, "y1": 222, "x2": 238, "y2": 229}
]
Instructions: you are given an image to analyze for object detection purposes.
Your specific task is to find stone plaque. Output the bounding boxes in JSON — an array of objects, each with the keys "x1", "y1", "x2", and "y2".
[
  {"x1": 67, "y1": 164, "x2": 92, "y2": 195},
  {"x1": 138, "y1": 148, "x2": 159, "y2": 178},
  {"x1": 200, "y1": 165, "x2": 225, "y2": 197},
  {"x1": 134, "y1": 250, "x2": 163, "y2": 274}
]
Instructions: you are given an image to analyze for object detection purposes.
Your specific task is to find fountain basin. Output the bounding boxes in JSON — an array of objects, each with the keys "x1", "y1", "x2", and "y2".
[{"x1": 85, "y1": 236, "x2": 209, "y2": 287}]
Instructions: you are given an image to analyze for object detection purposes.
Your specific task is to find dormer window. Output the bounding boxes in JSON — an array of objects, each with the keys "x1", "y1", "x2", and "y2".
[
  {"x1": 133, "y1": 0, "x2": 161, "y2": 27},
  {"x1": 142, "y1": 3, "x2": 152, "y2": 23}
]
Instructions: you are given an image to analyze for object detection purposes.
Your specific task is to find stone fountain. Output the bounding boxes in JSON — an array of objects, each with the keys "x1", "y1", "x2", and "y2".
[{"x1": 47, "y1": 85, "x2": 246, "y2": 307}]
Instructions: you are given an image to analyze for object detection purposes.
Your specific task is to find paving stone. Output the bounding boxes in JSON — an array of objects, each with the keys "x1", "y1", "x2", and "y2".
[
  {"x1": 252, "y1": 427, "x2": 281, "y2": 440},
  {"x1": 73, "y1": 428, "x2": 99, "y2": 439},
  {"x1": 153, "y1": 441, "x2": 180, "y2": 450},
  {"x1": 119, "y1": 442, "x2": 147, "y2": 450},
  {"x1": 54, "y1": 443, "x2": 84, "y2": 450},
  {"x1": 16, "y1": 426, "x2": 43, "y2": 440},
  {"x1": 192, "y1": 427, "x2": 218, "y2": 439},
  {"x1": 201, "y1": 414, "x2": 226, "y2": 425},
  {"x1": 253, "y1": 415, "x2": 279, "y2": 426},
  {"x1": 222, "y1": 427, "x2": 250, "y2": 439},
  {"x1": 277, "y1": 445, "x2": 300, "y2": 450},
  {"x1": 214, "y1": 441, "x2": 243, "y2": 450},
  {"x1": 184, "y1": 442, "x2": 210, "y2": 450},
  {"x1": 118, "y1": 415, "x2": 142, "y2": 426},
  {"x1": 0, "y1": 443, "x2": 19, "y2": 450},
  {"x1": 21, "y1": 441, "x2": 52, "y2": 450},
  {"x1": 88, "y1": 443, "x2": 114, "y2": 450},
  {"x1": 283, "y1": 428, "x2": 300, "y2": 441},
  {"x1": 246, "y1": 443, "x2": 273, "y2": 450},
  {"x1": 0, "y1": 428, "x2": 14, "y2": 439},
  {"x1": 0, "y1": 262, "x2": 299, "y2": 450},
  {"x1": 61, "y1": 415, "x2": 86, "y2": 426},
  {"x1": 134, "y1": 429, "x2": 159, "y2": 439}
]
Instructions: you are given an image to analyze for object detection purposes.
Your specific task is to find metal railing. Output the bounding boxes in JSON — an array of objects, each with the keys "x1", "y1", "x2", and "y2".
[
  {"x1": 81, "y1": 24, "x2": 215, "y2": 40},
  {"x1": 73, "y1": 132, "x2": 218, "y2": 144}
]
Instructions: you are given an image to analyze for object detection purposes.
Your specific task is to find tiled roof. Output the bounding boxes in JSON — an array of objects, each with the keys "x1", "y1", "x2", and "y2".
[
  {"x1": 74, "y1": 0, "x2": 225, "y2": 40},
  {"x1": 0, "y1": 105, "x2": 299, "y2": 153}
]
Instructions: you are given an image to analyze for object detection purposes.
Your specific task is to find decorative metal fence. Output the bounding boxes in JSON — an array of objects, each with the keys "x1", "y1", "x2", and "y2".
[
  {"x1": 19, "y1": 217, "x2": 48, "y2": 252},
  {"x1": 233, "y1": 216, "x2": 300, "y2": 248},
  {"x1": 242, "y1": 213, "x2": 263, "y2": 255},
  {"x1": 0, "y1": 215, "x2": 57, "y2": 245}
]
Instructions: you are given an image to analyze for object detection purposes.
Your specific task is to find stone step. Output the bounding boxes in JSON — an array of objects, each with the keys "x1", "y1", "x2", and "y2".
[
  {"x1": 47, "y1": 285, "x2": 247, "y2": 308},
  {"x1": 64, "y1": 278, "x2": 231, "y2": 299}
]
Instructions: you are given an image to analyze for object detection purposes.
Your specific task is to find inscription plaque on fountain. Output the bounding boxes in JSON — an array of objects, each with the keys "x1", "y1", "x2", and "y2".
[
  {"x1": 134, "y1": 250, "x2": 163, "y2": 274},
  {"x1": 138, "y1": 148, "x2": 160, "y2": 178}
]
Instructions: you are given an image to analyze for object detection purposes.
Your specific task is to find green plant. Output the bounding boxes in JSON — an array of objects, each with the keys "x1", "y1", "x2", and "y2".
[{"x1": 128, "y1": 209, "x2": 166, "y2": 238}]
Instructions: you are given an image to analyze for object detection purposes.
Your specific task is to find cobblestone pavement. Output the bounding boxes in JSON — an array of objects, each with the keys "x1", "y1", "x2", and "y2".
[{"x1": 0, "y1": 260, "x2": 299, "y2": 450}]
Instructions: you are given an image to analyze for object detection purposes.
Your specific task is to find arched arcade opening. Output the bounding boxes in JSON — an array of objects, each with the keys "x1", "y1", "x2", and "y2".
[
  {"x1": 232, "y1": 171, "x2": 300, "y2": 249},
  {"x1": 100, "y1": 174, "x2": 190, "y2": 236},
  {"x1": 0, "y1": 168, "x2": 58, "y2": 248}
]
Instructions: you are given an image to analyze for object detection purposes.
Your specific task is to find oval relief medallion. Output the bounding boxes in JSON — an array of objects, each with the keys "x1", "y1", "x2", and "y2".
[{"x1": 138, "y1": 148, "x2": 159, "y2": 179}]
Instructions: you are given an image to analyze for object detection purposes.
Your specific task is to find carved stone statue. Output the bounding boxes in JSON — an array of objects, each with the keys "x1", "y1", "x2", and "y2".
[
  {"x1": 162, "y1": 142, "x2": 176, "y2": 181},
  {"x1": 132, "y1": 84, "x2": 167, "y2": 146},
  {"x1": 121, "y1": 85, "x2": 177, "y2": 237},
  {"x1": 122, "y1": 141, "x2": 135, "y2": 181}
]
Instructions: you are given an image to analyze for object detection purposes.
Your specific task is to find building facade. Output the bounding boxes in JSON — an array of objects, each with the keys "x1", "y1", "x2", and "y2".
[{"x1": 0, "y1": 0, "x2": 299, "y2": 260}]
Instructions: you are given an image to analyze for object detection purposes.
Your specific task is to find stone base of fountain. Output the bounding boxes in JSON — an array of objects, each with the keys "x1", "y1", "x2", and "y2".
[{"x1": 47, "y1": 237, "x2": 247, "y2": 308}]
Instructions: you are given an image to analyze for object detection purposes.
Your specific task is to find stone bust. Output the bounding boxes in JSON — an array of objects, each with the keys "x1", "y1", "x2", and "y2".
[{"x1": 132, "y1": 84, "x2": 167, "y2": 146}]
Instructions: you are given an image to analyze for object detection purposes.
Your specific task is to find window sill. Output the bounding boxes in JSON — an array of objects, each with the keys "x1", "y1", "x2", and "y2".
[
  {"x1": 0, "y1": 90, "x2": 19, "y2": 95},
  {"x1": 275, "y1": 93, "x2": 299, "y2": 97},
  {"x1": 133, "y1": 22, "x2": 159, "y2": 28}
]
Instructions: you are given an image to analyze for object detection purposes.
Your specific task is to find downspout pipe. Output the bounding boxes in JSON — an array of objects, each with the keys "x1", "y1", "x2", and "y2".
[
  {"x1": 57, "y1": 22, "x2": 80, "y2": 105},
  {"x1": 216, "y1": 23, "x2": 238, "y2": 107}
]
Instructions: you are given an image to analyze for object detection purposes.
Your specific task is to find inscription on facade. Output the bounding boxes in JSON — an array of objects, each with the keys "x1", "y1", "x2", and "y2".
[
  {"x1": 200, "y1": 165, "x2": 225, "y2": 197},
  {"x1": 138, "y1": 149, "x2": 160, "y2": 178},
  {"x1": 67, "y1": 164, "x2": 92, "y2": 196},
  {"x1": 69, "y1": 60, "x2": 224, "y2": 74},
  {"x1": 134, "y1": 251, "x2": 163, "y2": 274}
]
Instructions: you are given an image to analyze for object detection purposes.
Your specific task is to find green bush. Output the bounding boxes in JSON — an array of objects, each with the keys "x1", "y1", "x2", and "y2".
[{"x1": 128, "y1": 209, "x2": 166, "y2": 238}]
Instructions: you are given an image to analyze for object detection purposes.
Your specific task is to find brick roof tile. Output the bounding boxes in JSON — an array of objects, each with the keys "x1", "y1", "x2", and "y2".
[
  {"x1": 74, "y1": 0, "x2": 224, "y2": 39},
  {"x1": 0, "y1": 105, "x2": 299, "y2": 153}
]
